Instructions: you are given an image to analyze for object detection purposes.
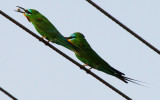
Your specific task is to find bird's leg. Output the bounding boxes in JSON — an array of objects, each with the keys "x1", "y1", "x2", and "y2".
[
  {"x1": 82, "y1": 64, "x2": 88, "y2": 67},
  {"x1": 41, "y1": 37, "x2": 51, "y2": 45},
  {"x1": 39, "y1": 36, "x2": 46, "y2": 42},
  {"x1": 88, "y1": 67, "x2": 92, "y2": 71},
  {"x1": 42, "y1": 37, "x2": 52, "y2": 43},
  {"x1": 81, "y1": 64, "x2": 91, "y2": 74},
  {"x1": 82, "y1": 64, "x2": 92, "y2": 71},
  {"x1": 50, "y1": 40, "x2": 54, "y2": 43},
  {"x1": 47, "y1": 40, "x2": 50, "y2": 43},
  {"x1": 42, "y1": 36, "x2": 47, "y2": 39},
  {"x1": 85, "y1": 67, "x2": 92, "y2": 74},
  {"x1": 81, "y1": 64, "x2": 88, "y2": 70}
]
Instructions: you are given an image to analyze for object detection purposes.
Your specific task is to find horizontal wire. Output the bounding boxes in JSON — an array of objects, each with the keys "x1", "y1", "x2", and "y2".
[{"x1": 0, "y1": 10, "x2": 132, "y2": 100}]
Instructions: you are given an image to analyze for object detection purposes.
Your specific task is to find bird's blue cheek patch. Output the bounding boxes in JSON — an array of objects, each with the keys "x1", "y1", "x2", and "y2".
[
  {"x1": 71, "y1": 34, "x2": 76, "y2": 38},
  {"x1": 28, "y1": 9, "x2": 32, "y2": 13},
  {"x1": 70, "y1": 38, "x2": 75, "y2": 41},
  {"x1": 25, "y1": 13, "x2": 29, "y2": 16}
]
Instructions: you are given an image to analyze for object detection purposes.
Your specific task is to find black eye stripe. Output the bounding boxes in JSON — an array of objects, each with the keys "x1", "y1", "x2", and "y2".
[
  {"x1": 68, "y1": 36, "x2": 74, "y2": 39},
  {"x1": 25, "y1": 10, "x2": 32, "y2": 14}
]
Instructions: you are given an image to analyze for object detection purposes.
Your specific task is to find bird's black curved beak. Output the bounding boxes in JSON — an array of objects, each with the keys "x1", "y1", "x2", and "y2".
[{"x1": 15, "y1": 6, "x2": 31, "y2": 14}]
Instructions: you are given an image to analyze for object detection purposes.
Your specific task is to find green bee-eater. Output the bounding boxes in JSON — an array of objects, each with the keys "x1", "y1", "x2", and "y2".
[
  {"x1": 15, "y1": 6, "x2": 79, "y2": 52},
  {"x1": 67, "y1": 32, "x2": 140, "y2": 84}
]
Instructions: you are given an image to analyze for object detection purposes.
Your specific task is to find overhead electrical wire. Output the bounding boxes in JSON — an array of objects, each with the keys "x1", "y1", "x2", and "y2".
[
  {"x1": 86, "y1": 0, "x2": 160, "y2": 55},
  {"x1": 0, "y1": 87, "x2": 17, "y2": 100}
]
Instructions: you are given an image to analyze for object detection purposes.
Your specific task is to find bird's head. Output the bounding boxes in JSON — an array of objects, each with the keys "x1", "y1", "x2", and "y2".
[
  {"x1": 15, "y1": 6, "x2": 40, "y2": 22},
  {"x1": 67, "y1": 32, "x2": 85, "y2": 44}
]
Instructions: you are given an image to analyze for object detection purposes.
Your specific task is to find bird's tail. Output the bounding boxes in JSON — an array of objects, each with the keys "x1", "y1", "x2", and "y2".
[
  {"x1": 98, "y1": 65, "x2": 146, "y2": 86},
  {"x1": 114, "y1": 75, "x2": 146, "y2": 86}
]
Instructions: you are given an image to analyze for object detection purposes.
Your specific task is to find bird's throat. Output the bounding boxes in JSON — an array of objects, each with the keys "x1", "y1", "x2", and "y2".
[
  {"x1": 23, "y1": 13, "x2": 30, "y2": 22},
  {"x1": 67, "y1": 39, "x2": 73, "y2": 45}
]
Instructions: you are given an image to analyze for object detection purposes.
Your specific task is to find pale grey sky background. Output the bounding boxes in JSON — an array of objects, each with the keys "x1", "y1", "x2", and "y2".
[{"x1": 0, "y1": 0, "x2": 160, "y2": 100}]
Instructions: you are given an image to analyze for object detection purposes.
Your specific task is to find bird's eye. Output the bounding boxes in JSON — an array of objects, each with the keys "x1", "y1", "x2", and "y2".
[{"x1": 25, "y1": 10, "x2": 32, "y2": 14}]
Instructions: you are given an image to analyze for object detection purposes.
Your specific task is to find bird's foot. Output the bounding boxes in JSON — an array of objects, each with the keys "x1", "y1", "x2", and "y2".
[
  {"x1": 86, "y1": 67, "x2": 92, "y2": 74},
  {"x1": 39, "y1": 36, "x2": 47, "y2": 42},
  {"x1": 44, "y1": 40, "x2": 51, "y2": 45},
  {"x1": 82, "y1": 64, "x2": 88, "y2": 67},
  {"x1": 50, "y1": 40, "x2": 54, "y2": 43},
  {"x1": 42, "y1": 36, "x2": 47, "y2": 39},
  {"x1": 88, "y1": 67, "x2": 92, "y2": 71},
  {"x1": 47, "y1": 40, "x2": 50, "y2": 43},
  {"x1": 85, "y1": 67, "x2": 92, "y2": 74}
]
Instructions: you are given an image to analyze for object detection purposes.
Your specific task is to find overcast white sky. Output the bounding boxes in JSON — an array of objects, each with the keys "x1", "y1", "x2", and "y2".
[{"x1": 0, "y1": 0, "x2": 160, "y2": 100}]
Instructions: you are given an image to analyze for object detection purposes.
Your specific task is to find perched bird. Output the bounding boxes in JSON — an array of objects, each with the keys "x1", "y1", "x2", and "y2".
[
  {"x1": 15, "y1": 6, "x2": 79, "y2": 53},
  {"x1": 67, "y1": 32, "x2": 141, "y2": 84}
]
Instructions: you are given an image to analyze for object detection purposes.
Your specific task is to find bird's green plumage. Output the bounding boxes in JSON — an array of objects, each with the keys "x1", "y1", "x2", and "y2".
[
  {"x1": 23, "y1": 9, "x2": 79, "y2": 52},
  {"x1": 68, "y1": 32, "x2": 136, "y2": 83},
  {"x1": 16, "y1": 7, "x2": 142, "y2": 85}
]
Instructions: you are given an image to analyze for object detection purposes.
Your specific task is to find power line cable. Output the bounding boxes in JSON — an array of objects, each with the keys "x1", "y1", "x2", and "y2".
[
  {"x1": 86, "y1": 0, "x2": 160, "y2": 55},
  {"x1": 0, "y1": 10, "x2": 132, "y2": 100},
  {"x1": 0, "y1": 87, "x2": 18, "y2": 100}
]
